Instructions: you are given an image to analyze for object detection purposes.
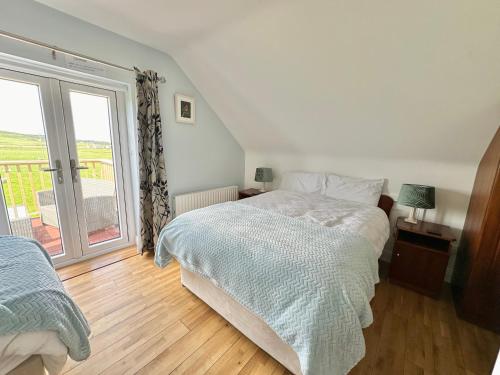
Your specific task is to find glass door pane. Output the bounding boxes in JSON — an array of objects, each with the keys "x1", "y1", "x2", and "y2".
[
  {"x1": 59, "y1": 82, "x2": 128, "y2": 253},
  {"x1": 0, "y1": 71, "x2": 68, "y2": 257},
  {"x1": 68, "y1": 91, "x2": 120, "y2": 245}
]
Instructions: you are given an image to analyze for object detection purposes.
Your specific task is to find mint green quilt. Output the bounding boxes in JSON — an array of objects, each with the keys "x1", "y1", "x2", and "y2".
[{"x1": 0, "y1": 236, "x2": 90, "y2": 361}]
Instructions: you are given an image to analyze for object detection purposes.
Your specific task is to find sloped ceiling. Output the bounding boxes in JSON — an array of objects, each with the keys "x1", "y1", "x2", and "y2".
[{"x1": 36, "y1": 0, "x2": 500, "y2": 162}]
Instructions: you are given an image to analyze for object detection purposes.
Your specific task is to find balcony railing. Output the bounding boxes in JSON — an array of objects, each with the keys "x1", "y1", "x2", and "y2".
[{"x1": 0, "y1": 159, "x2": 114, "y2": 219}]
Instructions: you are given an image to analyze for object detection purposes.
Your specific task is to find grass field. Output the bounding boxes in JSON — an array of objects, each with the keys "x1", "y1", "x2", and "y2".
[{"x1": 0, "y1": 130, "x2": 114, "y2": 216}]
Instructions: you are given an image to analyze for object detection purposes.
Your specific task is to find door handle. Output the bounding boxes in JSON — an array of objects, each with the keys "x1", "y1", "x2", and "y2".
[
  {"x1": 70, "y1": 159, "x2": 88, "y2": 182},
  {"x1": 42, "y1": 160, "x2": 64, "y2": 184}
]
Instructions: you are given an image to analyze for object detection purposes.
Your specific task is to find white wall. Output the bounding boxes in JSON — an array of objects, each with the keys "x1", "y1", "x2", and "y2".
[
  {"x1": 0, "y1": 0, "x2": 245, "y2": 209},
  {"x1": 33, "y1": 1, "x2": 500, "y2": 167},
  {"x1": 245, "y1": 151, "x2": 480, "y2": 280}
]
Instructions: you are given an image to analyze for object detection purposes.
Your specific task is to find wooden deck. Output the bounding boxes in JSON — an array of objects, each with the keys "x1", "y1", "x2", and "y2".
[
  {"x1": 29, "y1": 217, "x2": 120, "y2": 256},
  {"x1": 57, "y1": 251, "x2": 500, "y2": 375}
]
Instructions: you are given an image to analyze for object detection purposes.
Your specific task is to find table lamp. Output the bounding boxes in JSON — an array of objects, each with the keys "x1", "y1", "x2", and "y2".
[
  {"x1": 255, "y1": 167, "x2": 273, "y2": 192},
  {"x1": 398, "y1": 184, "x2": 435, "y2": 224}
]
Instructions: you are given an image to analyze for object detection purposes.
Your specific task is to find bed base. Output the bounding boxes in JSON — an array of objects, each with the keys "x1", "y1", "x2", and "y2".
[
  {"x1": 7, "y1": 355, "x2": 45, "y2": 375},
  {"x1": 180, "y1": 267, "x2": 302, "y2": 375}
]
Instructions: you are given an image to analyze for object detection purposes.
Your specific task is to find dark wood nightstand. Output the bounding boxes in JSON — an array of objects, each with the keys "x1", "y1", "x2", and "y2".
[
  {"x1": 389, "y1": 217, "x2": 456, "y2": 298},
  {"x1": 238, "y1": 188, "x2": 264, "y2": 199}
]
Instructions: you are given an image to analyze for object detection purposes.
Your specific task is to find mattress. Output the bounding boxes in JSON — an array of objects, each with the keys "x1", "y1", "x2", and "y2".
[
  {"x1": 240, "y1": 189, "x2": 390, "y2": 256},
  {"x1": 0, "y1": 331, "x2": 67, "y2": 375}
]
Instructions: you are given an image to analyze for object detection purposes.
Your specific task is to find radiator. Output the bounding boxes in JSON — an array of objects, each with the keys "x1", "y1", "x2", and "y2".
[{"x1": 174, "y1": 185, "x2": 239, "y2": 217}]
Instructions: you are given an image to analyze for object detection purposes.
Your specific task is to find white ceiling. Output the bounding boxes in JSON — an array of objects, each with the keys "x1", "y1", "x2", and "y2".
[{"x1": 36, "y1": 0, "x2": 500, "y2": 162}]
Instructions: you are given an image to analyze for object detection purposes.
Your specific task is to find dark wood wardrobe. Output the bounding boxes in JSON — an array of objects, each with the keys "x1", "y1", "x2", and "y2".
[{"x1": 452, "y1": 126, "x2": 500, "y2": 333}]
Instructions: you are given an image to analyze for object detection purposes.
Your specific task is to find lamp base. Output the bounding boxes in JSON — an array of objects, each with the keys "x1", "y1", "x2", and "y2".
[
  {"x1": 404, "y1": 207, "x2": 418, "y2": 224},
  {"x1": 404, "y1": 217, "x2": 418, "y2": 224}
]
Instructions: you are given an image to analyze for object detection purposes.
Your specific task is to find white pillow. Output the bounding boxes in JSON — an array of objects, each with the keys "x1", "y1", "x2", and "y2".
[
  {"x1": 324, "y1": 173, "x2": 384, "y2": 206},
  {"x1": 280, "y1": 171, "x2": 326, "y2": 194}
]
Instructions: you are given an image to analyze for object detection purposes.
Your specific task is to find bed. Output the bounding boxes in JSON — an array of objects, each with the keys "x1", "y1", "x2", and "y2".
[
  {"x1": 0, "y1": 236, "x2": 91, "y2": 375},
  {"x1": 155, "y1": 172, "x2": 393, "y2": 375}
]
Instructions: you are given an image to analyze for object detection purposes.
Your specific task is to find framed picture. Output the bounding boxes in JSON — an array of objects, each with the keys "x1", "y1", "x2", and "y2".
[{"x1": 175, "y1": 94, "x2": 195, "y2": 124}]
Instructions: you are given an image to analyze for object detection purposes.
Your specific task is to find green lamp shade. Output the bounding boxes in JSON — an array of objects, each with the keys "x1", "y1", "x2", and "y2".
[
  {"x1": 255, "y1": 167, "x2": 273, "y2": 183},
  {"x1": 398, "y1": 184, "x2": 435, "y2": 209}
]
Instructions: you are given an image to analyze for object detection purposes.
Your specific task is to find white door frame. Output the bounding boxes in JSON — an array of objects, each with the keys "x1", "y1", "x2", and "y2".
[{"x1": 0, "y1": 54, "x2": 136, "y2": 266}]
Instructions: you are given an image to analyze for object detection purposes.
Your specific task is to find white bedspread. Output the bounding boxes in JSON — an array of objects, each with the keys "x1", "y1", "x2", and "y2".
[
  {"x1": 240, "y1": 190, "x2": 390, "y2": 257},
  {"x1": 0, "y1": 331, "x2": 67, "y2": 375}
]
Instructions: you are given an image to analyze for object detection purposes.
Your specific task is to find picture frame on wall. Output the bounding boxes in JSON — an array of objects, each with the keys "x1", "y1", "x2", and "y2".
[{"x1": 175, "y1": 94, "x2": 195, "y2": 124}]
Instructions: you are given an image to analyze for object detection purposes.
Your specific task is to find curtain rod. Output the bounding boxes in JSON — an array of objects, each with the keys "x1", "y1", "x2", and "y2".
[{"x1": 0, "y1": 29, "x2": 166, "y2": 82}]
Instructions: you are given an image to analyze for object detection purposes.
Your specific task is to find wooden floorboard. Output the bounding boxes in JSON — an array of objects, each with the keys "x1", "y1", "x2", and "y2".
[
  {"x1": 58, "y1": 251, "x2": 499, "y2": 375},
  {"x1": 57, "y1": 246, "x2": 138, "y2": 281}
]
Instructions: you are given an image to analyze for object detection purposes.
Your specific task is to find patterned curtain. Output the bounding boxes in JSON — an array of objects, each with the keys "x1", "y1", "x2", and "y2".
[{"x1": 136, "y1": 69, "x2": 170, "y2": 253}]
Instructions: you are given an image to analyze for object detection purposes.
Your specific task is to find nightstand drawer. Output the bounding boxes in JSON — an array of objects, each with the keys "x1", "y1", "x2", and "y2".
[{"x1": 389, "y1": 240, "x2": 449, "y2": 297}]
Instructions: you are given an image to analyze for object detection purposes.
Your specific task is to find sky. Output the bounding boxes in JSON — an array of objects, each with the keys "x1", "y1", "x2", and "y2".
[{"x1": 0, "y1": 78, "x2": 112, "y2": 143}]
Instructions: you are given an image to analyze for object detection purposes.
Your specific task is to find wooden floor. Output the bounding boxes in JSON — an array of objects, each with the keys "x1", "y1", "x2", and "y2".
[
  {"x1": 57, "y1": 251, "x2": 500, "y2": 375},
  {"x1": 57, "y1": 246, "x2": 138, "y2": 281}
]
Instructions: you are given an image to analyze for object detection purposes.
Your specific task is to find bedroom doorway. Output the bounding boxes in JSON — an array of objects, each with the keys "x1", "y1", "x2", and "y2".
[{"x1": 0, "y1": 68, "x2": 131, "y2": 264}]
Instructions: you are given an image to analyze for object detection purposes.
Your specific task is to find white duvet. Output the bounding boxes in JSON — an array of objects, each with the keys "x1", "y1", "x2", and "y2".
[
  {"x1": 241, "y1": 190, "x2": 390, "y2": 256},
  {"x1": 0, "y1": 331, "x2": 67, "y2": 375}
]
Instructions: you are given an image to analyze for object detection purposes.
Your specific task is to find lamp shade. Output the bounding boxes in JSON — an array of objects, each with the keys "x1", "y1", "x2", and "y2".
[
  {"x1": 255, "y1": 167, "x2": 273, "y2": 183},
  {"x1": 398, "y1": 184, "x2": 435, "y2": 209}
]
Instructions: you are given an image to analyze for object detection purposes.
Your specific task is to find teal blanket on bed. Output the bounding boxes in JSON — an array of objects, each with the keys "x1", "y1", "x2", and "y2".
[
  {"x1": 0, "y1": 236, "x2": 91, "y2": 361},
  {"x1": 155, "y1": 202, "x2": 379, "y2": 375}
]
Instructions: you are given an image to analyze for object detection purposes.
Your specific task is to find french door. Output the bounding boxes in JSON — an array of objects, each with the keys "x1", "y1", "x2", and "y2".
[{"x1": 0, "y1": 68, "x2": 130, "y2": 264}]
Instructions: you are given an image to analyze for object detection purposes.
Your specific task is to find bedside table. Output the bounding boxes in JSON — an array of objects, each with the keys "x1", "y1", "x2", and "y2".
[
  {"x1": 238, "y1": 188, "x2": 264, "y2": 199},
  {"x1": 389, "y1": 217, "x2": 456, "y2": 298}
]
